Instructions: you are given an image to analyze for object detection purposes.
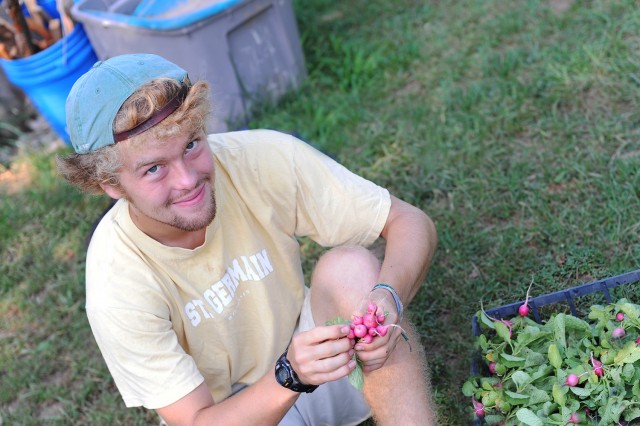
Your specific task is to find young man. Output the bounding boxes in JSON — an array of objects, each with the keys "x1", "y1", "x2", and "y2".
[{"x1": 58, "y1": 53, "x2": 438, "y2": 425}]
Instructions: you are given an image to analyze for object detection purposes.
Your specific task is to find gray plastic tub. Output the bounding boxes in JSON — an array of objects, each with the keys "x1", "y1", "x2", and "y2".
[{"x1": 71, "y1": 0, "x2": 307, "y2": 133}]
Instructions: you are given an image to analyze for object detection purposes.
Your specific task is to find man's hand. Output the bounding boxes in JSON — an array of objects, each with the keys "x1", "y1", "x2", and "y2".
[
  {"x1": 286, "y1": 324, "x2": 357, "y2": 386},
  {"x1": 350, "y1": 286, "x2": 403, "y2": 372},
  {"x1": 352, "y1": 323, "x2": 404, "y2": 373}
]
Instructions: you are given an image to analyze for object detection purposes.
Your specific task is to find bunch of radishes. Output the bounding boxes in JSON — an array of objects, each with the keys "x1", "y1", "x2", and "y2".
[{"x1": 347, "y1": 301, "x2": 389, "y2": 344}]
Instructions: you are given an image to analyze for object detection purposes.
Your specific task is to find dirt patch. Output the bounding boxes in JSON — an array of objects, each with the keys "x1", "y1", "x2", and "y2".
[
  {"x1": 37, "y1": 401, "x2": 66, "y2": 421},
  {"x1": 549, "y1": 0, "x2": 574, "y2": 15},
  {"x1": 0, "y1": 114, "x2": 65, "y2": 194},
  {"x1": 0, "y1": 161, "x2": 33, "y2": 194}
]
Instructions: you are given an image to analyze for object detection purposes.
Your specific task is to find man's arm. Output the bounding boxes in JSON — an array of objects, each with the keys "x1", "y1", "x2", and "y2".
[
  {"x1": 352, "y1": 194, "x2": 436, "y2": 372},
  {"x1": 157, "y1": 375, "x2": 297, "y2": 426},
  {"x1": 156, "y1": 324, "x2": 355, "y2": 426},
  {"x1": 378, "y1": 194, "x2": 437, "y2": 304}
]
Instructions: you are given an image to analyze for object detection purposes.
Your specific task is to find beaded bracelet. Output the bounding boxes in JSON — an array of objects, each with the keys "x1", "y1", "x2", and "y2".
[{"x1": 372, "y1": 283, "x2": 404, "y2": 322}]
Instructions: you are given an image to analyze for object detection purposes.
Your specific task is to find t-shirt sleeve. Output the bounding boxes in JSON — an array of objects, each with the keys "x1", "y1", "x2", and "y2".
[
  {"x1": 87, "y1": 303, "x2": 204, "y2": 409},
  {"x1": 289, "y1": 135, "x2": 391, "y2": 247},
  {"x1": 211, "y1": 130, "x2": 391, "y2": 248}
]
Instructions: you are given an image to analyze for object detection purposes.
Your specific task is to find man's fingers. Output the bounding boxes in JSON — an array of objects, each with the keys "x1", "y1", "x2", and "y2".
[
  {"x1": 296, "y1": 324, "x2": 351, "y2": 345},
  {"x1": 293, "y1": 347, "x2": 357, "y2": 384}
]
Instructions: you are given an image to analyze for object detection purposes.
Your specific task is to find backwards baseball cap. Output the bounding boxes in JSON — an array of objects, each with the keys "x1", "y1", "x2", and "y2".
[{"x1": 66, "y1": 53, "x2": 188, "y2": 154}]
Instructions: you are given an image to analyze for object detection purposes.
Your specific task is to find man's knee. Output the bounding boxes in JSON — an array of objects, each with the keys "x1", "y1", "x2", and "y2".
[
  {"x1": 312, "y1": 245, "x2": 380, "y2": 286},
  {"x1": 310, "y1": 246, "x2": 381, "y2": 323}
]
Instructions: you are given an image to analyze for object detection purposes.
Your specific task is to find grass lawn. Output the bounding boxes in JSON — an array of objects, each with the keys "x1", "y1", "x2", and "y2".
[{"x1": 2, "y1": 0, "x2": 640, "y2": 424}]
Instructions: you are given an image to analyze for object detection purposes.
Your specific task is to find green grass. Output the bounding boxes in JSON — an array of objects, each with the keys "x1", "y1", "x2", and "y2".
[{"x1": 2, "y1": 0, "x2": 640, "y2": 424}]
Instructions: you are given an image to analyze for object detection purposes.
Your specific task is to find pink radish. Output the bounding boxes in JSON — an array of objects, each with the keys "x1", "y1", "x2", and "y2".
[
  {"x1": 593, "y1": 360, "x2": 603, "y2": 377},
  {"x1": 349, "y1": 301, "x2": 409, "y2": 348},
  {"x1": 472, "y1": 398, "x2": 485, "y2": 418},
  {"x1": 375, "y1": 325, "x2": 388, "y2": 337},
  {"x1": 363, "y1": 313, "x2": 377, "y2": 329},
  {"x1": 361, "y1": 334, "x2": 373, "y2": 344},
  {"x1": 590, "y1": 352, "x2": 603, "y2": 377},
  {"x1": 567, "y1": 412, "x2": 580, "y2": 424},
  {"x1": 488, "y1": 362, "x2": 497, "y2": 374},
  {"x1": 612, "y1": 327, "x2": 625, "y2": 339},
  {"x1": 565, "y1": 373, "x2": 580, "y2": 387},
  {"x1": 616, "y1": 312, "x2": 625, "y2": 321},
  {"x1": 519, "y1": 278, "x2": 534, "y2": 317},
  {"x1": 353, "y1": 324, "x2": 368, "y2": 338}
]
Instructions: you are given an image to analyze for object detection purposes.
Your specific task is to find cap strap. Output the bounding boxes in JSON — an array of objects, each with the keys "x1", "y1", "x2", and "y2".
[{"x1": 113, "y1": 83, "x2": 189, "y2": 142}]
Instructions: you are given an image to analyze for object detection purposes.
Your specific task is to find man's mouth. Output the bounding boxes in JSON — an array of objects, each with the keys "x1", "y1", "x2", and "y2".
[{"x1": 173, "y1": 184, "x2": 206, "y2": 207}]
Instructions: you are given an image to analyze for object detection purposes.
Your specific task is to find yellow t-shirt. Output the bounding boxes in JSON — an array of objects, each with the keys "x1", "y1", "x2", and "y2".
[{"x1": 85, "y1": 129, "x2": 391, "y2": 409}]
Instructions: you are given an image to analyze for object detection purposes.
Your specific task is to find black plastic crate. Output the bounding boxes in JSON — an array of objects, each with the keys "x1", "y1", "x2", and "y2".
[
  {"x1": 469, "y1": 269, "x2": 640, "y2": 425},
  {"x1": 471, "y1": 269, "x2": 640, "y2": 337}
]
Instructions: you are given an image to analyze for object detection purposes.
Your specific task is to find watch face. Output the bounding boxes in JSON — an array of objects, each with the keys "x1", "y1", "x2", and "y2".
[
  {"x1": 276, "y1": 362, "x2": 291, "y2": 385},
  {"x1": 275, "y1": 352, "x2": 318, "y2": 393}
]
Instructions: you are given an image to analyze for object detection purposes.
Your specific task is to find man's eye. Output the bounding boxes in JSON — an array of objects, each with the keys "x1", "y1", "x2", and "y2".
[
  {"x1": 186, "y1": 140, "x2": 198, "y2": 151},
  {"x1": 147, "y1": 165, "x2": 159, "y2": 174}
]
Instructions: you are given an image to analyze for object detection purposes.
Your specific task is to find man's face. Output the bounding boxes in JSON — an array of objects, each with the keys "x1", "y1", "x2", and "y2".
[{"x1": 107, "y1": 128, "x2": 216, "y2": 239}]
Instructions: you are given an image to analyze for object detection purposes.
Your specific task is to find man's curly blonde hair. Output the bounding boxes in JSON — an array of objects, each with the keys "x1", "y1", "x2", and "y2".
[{"x1": 57, "y1": 77, "x2": 211, "y2": 194}]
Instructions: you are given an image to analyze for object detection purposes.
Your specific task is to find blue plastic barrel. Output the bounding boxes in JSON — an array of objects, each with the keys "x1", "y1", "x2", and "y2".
[{"x1": 0, "y1": 25, "x2": 97, "y2": 144}]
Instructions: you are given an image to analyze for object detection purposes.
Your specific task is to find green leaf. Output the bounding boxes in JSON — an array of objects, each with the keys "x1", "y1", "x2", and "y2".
[
  {"x1": 484, "y1": 414, "x2": 505, "y2": 424},
  {"x1": 548, "y1": 343, "x2": 562, "y2": 369},
  {"x1": 325, "y1": 316, "x2": 349, "y2": 326},
  {"x1": 462, "y1": 380, "x2": 477, "y2": 397},
  {"x1": 614, "y1": 341, "x2": 640, "y2": 364},
  {"x1": 542, "y1": 401, "x2": 558, "y2": 416},
  {"x1": 479, "y1": 311, "x2": 496, "y2": 329},
  {"x1": 505, "y1": 390, "x2": 529, "y2": 401},
  {"x1": 552, "y1": 382, "x2": 566, "y2": 406},
  {"x1": 348, "y1": 361, "x2": 364, "y2": 390},
  {"x1": 588, "y1": 304, "x2": 610, "y2": 322},
  {"x1": 525, "y1": 386, "x2": 551, "y2": 405},
  {"x1": 569, "y1": 386, "x2": 591, "y2": 397},
  {"x1": 610, "y1": 366, "x2": 622, "y2": 383},
  {"x1": 478, "y1": 334, "x2": 488, "y2": 350},
  {"x1": 622, "y1": 363, "x2": 635, "y2": 381},
  {"x1": 624, "y1": 406, "x2": 640, "y2": 422},
  {"x1": 480, "y1": 376, "x2": 500, "y2": 390},
  {"x1": 523, "y1": 348, "x2": 546, "y2": 368},
  {"x1": 515, "y1": 408, "x2": 543, "y2": 426},
  {"x1": 515, "y1": 327, "x2": 550, "y2": 348},
  {"x1": 511, "y1": 370, "x2": 531, "y2": 389},
  {"x1": 553, "y1": 313, "x2": 567, "y2": 349},
  {"x1": 618, "y1": 302, "x2": 640, "y2": 321},
  {"x1": 500, "y1": 352, "x2": 525, "y2": 367},
  {"x1": 563, "y1": 315, "x2": 591, "y2": 334},
  {"x1": 530, "y1": 364, "x2": 553, "y2": 382},
  {"x1": 495, "y1": 320, "x2": 512, "y2": 343}
]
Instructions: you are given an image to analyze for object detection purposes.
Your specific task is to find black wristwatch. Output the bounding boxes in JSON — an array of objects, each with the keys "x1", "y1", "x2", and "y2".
[{"x1": 274, "y1": 350, "x2": 318, "y2": 393}]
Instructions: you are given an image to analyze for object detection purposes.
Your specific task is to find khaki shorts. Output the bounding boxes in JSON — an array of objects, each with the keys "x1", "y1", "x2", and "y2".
[{"x1": 277, "y1": 287, "x2": 372, "y2": 426}]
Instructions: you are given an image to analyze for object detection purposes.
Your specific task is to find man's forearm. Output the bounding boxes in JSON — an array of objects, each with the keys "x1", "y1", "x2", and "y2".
[
  {"x1": 378, "y1": 195, "x2": 437, "y2": 304},
  {"x1": 160, "y1": 369, "x2": 299, "y2": 426}
]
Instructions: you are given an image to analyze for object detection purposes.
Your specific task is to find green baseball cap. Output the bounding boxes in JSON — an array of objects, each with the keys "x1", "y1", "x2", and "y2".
[{"x1": 66, "y1": 53, "x2": 188, "y2": 154}]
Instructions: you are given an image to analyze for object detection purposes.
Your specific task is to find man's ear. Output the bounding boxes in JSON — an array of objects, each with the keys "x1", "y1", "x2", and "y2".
[{"x1": 99, "y1": 182, "x2": 124, "y2": 200}]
